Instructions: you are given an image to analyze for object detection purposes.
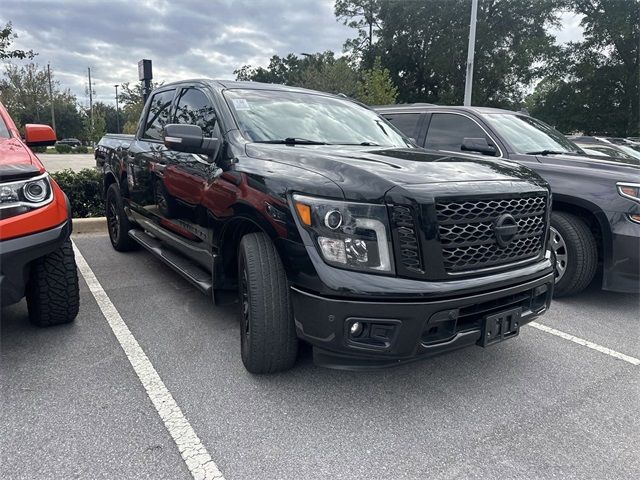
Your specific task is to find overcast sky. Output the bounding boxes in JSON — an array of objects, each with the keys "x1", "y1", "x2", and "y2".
[{"x1": 3, "y1": 1, "x2": 583, "y2": 106}]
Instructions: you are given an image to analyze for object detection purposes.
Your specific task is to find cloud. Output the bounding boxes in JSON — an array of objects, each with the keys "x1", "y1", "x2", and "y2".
[{"x1": 2, "y1": 0, "x2": 351, "y2": 104}]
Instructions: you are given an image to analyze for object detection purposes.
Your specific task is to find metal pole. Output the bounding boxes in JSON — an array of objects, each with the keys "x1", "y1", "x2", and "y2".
[
  {"x1": 463, "y1": 0, "x2": 478, "y2": 106},
  {"x1": 47, "y1": 63, "x2": 56, "y2": 134},
  {"x1": 114, "y1": 84, "x2": 120, "y2": 134},
  {"x1": 88, "y1": 67, "x2": 94, "y2": 129}
]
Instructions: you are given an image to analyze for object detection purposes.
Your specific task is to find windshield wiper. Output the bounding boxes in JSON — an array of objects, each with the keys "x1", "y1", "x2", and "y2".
[
  {"x1": 334, "y1": 142, "x2": 381, "y2": 146},
  {"x1": 525, "y1": 149, "x2": 567, "y2": 156},
  {"x1": 256, "y1": 137, "x2": 329, "y2": 145}
]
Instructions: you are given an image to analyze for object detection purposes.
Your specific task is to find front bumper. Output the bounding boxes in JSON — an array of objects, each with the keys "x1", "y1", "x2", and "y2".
[
  {"x1": 291, "y1": 271, "x2": 554, "y2": 369},
  {"x1": 603, "y1": 213, "x2": 639, "y2": 293},
  {"x1": 0, "y1": 220, "x2": 71, "y2": 306}
]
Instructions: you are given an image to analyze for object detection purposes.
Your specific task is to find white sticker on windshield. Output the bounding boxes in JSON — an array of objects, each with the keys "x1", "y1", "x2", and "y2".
[{"x1": 232, "y1": 98, "x2": 251, "y2": 110}]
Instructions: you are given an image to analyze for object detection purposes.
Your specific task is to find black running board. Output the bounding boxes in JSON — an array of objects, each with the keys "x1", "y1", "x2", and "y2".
[{"x1": 128, "y1": 229, "x2": 213, "y2": 295}]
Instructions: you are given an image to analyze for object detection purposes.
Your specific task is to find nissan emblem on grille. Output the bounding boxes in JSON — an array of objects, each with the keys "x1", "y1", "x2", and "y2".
[{"x1": 494, "y1": 214, "x2": 518, "y2": 248}]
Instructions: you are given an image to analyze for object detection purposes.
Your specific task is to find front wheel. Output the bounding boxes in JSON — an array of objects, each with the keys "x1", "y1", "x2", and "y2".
[
  {"x1": 238, "y1": 232, "x2": 298, "y2": 373},
  {"x1": 550, "y1": 212, "x2": 598, "y2": 297},
  {"x1": 26, "y1": 238, "x2": 80, "y2": 327}
]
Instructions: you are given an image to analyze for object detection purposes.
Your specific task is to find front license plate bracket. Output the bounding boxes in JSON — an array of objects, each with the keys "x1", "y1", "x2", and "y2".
[{"x1": 479, "y1": 307, "x2": 522, "y2": 347}]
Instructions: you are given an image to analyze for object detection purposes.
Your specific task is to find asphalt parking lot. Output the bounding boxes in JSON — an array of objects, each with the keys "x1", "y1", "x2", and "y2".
[{"x1": 2, "y1": 233, "x2": 638, "y2": 480}]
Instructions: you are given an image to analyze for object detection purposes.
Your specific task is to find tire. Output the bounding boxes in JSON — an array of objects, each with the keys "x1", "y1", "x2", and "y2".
[
  {"x1": 550, "y1": 211, "x2": 598, "y2": 297},
  {"x1": 238, "y1": 232, "x2": 298, "y2": 373},
  {"x1": 106, "y1": 183, "x2": 137, "y2": 251},
  {"x1": 26, "y1": 238, "x2": 80, "y2": 327}
]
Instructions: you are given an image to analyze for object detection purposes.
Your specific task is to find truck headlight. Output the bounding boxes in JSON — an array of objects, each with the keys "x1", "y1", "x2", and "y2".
[
  {"x1": 292, "y1": 194, "x2": 394, "y2": 273},
  {"x1": 0, "y1": 173, "x2": 53, "y2": 209}
]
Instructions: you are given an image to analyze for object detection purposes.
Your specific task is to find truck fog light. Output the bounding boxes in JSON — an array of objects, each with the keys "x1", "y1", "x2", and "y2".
[
  {"x1": 345, "y1": 238, "x2": 368, "y2": 264},
  {"x1": 350, "y1": 322, "x2": 363, "y2": 337},
  {"x1": 324, "y1": 210, "x2": 343, "y2": 229},
  {"x1": 318, "y1": 237, "x2": 346, "y2": 264}
]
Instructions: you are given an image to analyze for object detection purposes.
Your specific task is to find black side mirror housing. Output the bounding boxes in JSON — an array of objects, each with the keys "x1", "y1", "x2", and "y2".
[
  {"x1": 163, "y1": 124, "x2": 220, "y2": 157},
  {"x1": 461, "y1": 137, "x2": 497, "y2": 156}
]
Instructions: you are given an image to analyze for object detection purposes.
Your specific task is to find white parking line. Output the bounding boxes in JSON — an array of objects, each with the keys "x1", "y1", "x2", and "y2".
[
  {"x1": 72, "y1": 241, "x2": 225, "y2": 480},
  {"x1": 529, "y1": 321, "x2": 640, "y2": 366}
]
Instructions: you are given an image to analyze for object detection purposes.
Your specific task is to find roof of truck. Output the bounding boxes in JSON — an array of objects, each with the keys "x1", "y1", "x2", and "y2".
[{"x1": 160, "y1": 79, "x2": 335, "y2": 95}]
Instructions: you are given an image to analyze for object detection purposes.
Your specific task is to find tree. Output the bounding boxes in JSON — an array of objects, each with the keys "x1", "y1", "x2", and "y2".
[
  {"x1": 355, "y1": 57, "x2": 398, "y2": 105},
  {"x1": 338, "y1": 0, "x2": 565, "y2": 107},
  {"x1": 528, "y1": 0, "x2": 639, "y2": 136},
  {"x1": 235, "y1": 51, "x2": 359, "y2": 96},
  {"x1": 0, "y1": 63, "x2": 84, "y2": 139},
  {"x1": 335, "y1": 0, "x2": 381, "y2": 69},
  {"x1": 93, "y1": 102, "x2": 119, "y2": 134},
  {"x1": 83, "y1": 110, "x2": 106, "y2": 144},
  {"x1": 0, "y1": 22, "x2": 36, "y2": 61}
]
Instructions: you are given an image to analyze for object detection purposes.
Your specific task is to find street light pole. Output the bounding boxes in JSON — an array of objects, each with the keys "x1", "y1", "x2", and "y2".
[
  {"x1": 114, "y1": 84, "x2": 120, "y2": 134},
  {"x1": 463, "y1": 0, "x2": 478, "y2": 106},
  {"x1": 47, "y1": 63, "x2": 56, "y2": 135}
]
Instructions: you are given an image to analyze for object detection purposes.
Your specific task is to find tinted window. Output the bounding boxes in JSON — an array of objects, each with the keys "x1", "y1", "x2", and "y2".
[
  {"x1": 0, "y1": 116, "x2": 9, "y2": 138},
  {"x1": 143, "y1": 89, "x2": 175, "y2": 140},
  {"x1": 174, "y1": 88, "x2": 218, "y2": 137},
  {"x1": 383, "y1": 113, "x2": 421, "y2": 138},
  {"x1": 425, "y1": 113, "x2": 489, "y2": 151}
]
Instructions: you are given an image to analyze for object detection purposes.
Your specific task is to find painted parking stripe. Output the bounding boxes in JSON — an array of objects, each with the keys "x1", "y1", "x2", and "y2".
[
  {"x1": 529, "y1": 321, "x2": 640, "y2": 366},
  {"x1": 72, "y1": 241, "x2": 225, "y2": 480}
]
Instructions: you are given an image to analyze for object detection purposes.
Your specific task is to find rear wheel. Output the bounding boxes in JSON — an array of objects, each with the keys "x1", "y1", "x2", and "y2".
[
  {"x1": 106, "y1": 183, "x2": 137, "y2": 251},
  {"x1": 238, "y1": 232, "x2": 298, "y2": 373},
  {"x1": 26, "y1": 238, "x2": 80, "y2": 327},
  {"x1": 550, "y1": 212, "x2": 598, "y2": 297}
]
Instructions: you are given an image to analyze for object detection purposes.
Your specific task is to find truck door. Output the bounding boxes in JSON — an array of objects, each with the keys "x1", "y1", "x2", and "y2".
[
  {"x1": 154, "y1": 86, "x2": 223, "y2": 243},
  {"x1": 128, "y1": 88, "x2": 177, "y2": 211}
]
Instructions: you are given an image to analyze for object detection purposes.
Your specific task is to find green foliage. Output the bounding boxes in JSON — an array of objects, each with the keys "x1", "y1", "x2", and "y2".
[
  {"x1": 0, "y1": 63, "x2": 84, "y2": 139},
  {"x1": 117, "y1": 81, "x2": 162, "y2": 134},
  {"x1": 75, "y1": 145, "x2": 89, "y2": 153},
  {"x1": 0, "y1": 22, "x2": 36, "y2": 60},
  {"x1": 235, "y1": 51, "x2": 359, "y2": 96},
  {"x1": 528, "y1": 0, "x2": 639, "y2": 136},
  {"x1": 55, "y1": 143, "x2": 72, "y2": 153},
  {"x1": 83, "y1": 110, "x2": 106, "y2": 144},
  {"x1": 31, "y1": 145, "x2": 47, "y2": 153},
  {"x1": 51, "y1": 169, "x2": 103, "y2": 218},
  {"x1": 355, "y1": 57, "x2": 397, "y2": 105}
]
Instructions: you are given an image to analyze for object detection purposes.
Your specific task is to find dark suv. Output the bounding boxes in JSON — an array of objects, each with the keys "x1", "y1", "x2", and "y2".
[
  {"x1": 377, "y1": 105, "x2": 640, "y2": 296},
  {"x1": 98, "y1": 81, "x2": 554, "y2": 373}
]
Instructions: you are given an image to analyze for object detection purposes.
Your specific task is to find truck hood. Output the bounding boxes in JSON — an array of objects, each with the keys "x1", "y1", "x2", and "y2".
[
  {"x1": 0, "y1": 137, "x2": 43, "y2": 181},
  {"x1": 245, "y1": 144, "x2": 544, "y2": 200}
]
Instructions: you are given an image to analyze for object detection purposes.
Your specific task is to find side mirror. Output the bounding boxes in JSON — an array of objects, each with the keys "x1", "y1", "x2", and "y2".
[
  {"x1": 163, "y1": 124, "x2": 220, "y2": 157},
  {"x1": 461, "y1": 137, "x2": 497, "y2": 156},
  {"x1": 24, "y1": 124, "x2": 57, "y2": 147}
]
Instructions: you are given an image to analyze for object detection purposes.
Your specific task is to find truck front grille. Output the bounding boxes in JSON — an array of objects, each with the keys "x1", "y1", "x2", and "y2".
[{"x1": 435, "y1": 195, "x2": 547, "y2": 273}]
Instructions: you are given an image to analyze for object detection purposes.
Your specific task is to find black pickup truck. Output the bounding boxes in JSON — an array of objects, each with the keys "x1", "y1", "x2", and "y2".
[
  {"x1": 377, "y1": 105, "x2": 640, "y2": 296},
  {"x1": 98, "y1": 80, "x2": 554, "y2": 373}
]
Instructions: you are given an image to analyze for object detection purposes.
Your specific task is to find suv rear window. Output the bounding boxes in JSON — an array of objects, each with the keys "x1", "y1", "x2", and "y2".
[
  {"x1": 143, "y1": 89, "x2": 175, "y2": 141},
  {"x1": 383, "y1": 113, "x2": 422, "y2": 139}
]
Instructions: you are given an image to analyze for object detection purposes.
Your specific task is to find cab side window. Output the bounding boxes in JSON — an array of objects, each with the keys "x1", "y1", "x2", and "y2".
[
  {"x1": 143, "y1": 89, "x2": 176, "y2": 141},
  {"x1": 174, "y1": 88, "x2": 218, "y2": 138},
  {"x1": 383, "y1": 113, "x2": 422, "y2": 139},
  {"x1": 425, "y1": 113, "x2": 488, "y2": 151}
]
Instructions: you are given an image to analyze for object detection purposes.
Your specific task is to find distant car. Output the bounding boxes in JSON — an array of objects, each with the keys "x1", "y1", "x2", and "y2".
[
  {"x1": 56, "y1": 138, "x2": 82, "y2": 147},
  {"x1": 376, "y1": 104, "x2": 640, "y2": 296},
  {"x1": 568, "y1": 136, "x2": 640, "y2": 160}
]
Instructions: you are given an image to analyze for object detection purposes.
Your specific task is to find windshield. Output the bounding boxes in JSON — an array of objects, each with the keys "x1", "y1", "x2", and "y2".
[
  {"x1": 616, "y1": 144, "x2": 640, "y2": 160},
  {"x1": 0, "y1": 116, "x2": 9, "y2": 138},
  {"x1": 224, "y1": 89, "x2": 410, "y2": 147},
  {"x1": 483, "y1": 113, "x2": 581, "y2": 155}
]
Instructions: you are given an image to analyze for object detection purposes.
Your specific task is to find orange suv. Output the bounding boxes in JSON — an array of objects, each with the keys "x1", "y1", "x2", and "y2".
[{"x1": 0, "y1": 101, "x2": 79, "y2": 325}]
